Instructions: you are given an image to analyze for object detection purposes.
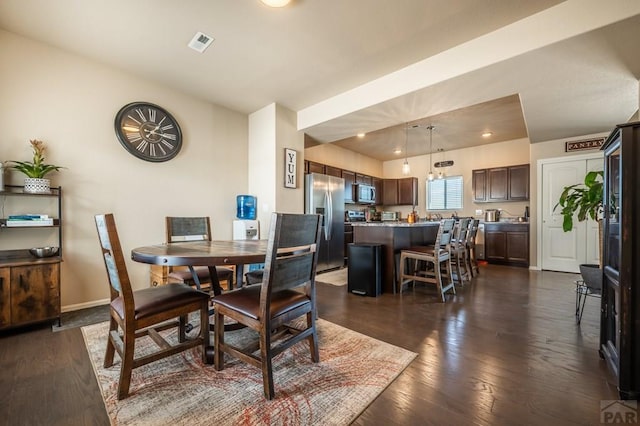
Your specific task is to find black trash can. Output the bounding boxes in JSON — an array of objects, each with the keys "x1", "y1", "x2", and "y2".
[{"x1": 347, "y1": 243, "x2": 382, "y2": 296}]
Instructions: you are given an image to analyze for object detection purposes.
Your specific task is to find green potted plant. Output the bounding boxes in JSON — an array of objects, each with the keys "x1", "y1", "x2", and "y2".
[
  {"x1": 555, "y1": 170, "x2": 604, "y2": 232},
  {"x1": 554, "y1": 170, "x2": 604, "y2": 289},
  {"x1": 9, "y1": 139, "x2": 64, "y2": 193}
]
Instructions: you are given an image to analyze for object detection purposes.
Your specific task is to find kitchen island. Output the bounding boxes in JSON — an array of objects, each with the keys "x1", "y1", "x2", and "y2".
[{"x1": 351, "y1": 221, "x2": 440, "y2": 294}]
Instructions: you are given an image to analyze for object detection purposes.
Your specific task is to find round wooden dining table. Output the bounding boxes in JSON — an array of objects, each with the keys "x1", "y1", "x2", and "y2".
[{"x1": 131, "y1": 239, "x2": 269, "y2": 294}]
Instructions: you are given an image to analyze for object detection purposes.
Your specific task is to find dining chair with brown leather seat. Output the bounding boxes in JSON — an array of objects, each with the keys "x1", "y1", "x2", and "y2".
[
  {"x1": 166, "y1": 216, "x2": 234, "y2": 294},
  {"x1": 95, "y1": 213, "x2": 213, "y2": 400},
  {"x1": 212, "y1": 212, "x2": 322, "y2": 400}
]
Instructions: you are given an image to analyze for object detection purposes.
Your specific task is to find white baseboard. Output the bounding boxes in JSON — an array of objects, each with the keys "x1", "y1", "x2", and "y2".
[{"x1": 61, "y1": 298, "x2": 110, "y2": 313}]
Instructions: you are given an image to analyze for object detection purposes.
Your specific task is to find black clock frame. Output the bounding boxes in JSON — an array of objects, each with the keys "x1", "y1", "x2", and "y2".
[{"x1": 114, "y1": 102, "x2": 183, "y2": 163}]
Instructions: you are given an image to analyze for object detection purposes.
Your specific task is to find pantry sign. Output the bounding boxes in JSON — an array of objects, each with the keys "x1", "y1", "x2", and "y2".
[{"x1": 565, "y1": 137, "x2": 605, "y2": 152}]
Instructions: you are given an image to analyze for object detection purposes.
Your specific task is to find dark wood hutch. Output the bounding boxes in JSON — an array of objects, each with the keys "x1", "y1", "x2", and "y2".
[{"x1": 600, "y1": 121, "x2": 640, "y2": 400}]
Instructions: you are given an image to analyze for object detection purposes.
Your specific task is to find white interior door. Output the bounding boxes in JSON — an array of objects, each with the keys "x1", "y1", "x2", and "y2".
[{"x1": 540, "y1": 155, "x2": 603, "y2": 272}]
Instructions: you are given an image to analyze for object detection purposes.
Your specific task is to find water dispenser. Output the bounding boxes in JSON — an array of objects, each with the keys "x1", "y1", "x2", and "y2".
[{"x1": 236, "y1": 195, "x2": 257, "y2": 220}]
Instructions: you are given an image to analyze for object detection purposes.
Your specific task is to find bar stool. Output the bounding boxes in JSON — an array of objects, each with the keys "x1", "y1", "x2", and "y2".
[
  {"x1": 449, "y1": 217, "x2": 471, "y2": 285},
  {"x1": 466, "y1": 219, "x2": 480, "y2": 277},
  {"x1": 398, "y1": 218, "x2": 456, "y2": 302}
]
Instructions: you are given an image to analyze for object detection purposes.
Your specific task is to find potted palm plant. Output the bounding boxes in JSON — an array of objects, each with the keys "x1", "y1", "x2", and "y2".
[
  {"x1": 554, "y1": 170, "x2": 604, "y2": 289},
  {"x1": 9, "y1": 139, "x2": 64, "y2": 193}
]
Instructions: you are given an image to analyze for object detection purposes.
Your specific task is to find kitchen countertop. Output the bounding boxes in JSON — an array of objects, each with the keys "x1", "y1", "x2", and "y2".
[
  {"x1": 482, "y1": 220, "x2": 530, "y2": 225},
  {"x1": 350, "y1": 219, "x2": 530, "y2": 226},
  {"x1": 350, "y1": 221, "x2": 439, "y2": 227}
]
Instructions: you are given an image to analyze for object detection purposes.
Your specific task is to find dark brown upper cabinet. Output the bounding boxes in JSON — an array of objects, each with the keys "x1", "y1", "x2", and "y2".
[
  {"x1": 398, "y1": 177, "x2": 418, "y2": 206},
  {"x1": 381, "y1": 177, "x2": 417, "y2": 206},
  {"x1": 382, "y1": 179, "x2": 399, "y2": 206},
  {"x1": 473, "y1": 164, "x2": 529, "y2": 203},
  {"x1": 508, "y1": 164, "x2": 530, "y2": 201},
  {"x1": 307, "y1": 161, "x2": 325, "y2": 175},
  {"x1": 325, "y1": 165, "x2": 342, "y2": 178},
  {"x1": 302, "y1": 159, "x2": 381, "y2": 204},
  {"x1": 355, "y1": 173, "x2": 372, "y2": 185},
  {"x1": 488, "y1": 167, "x2": 508, "y2": 202},
  {"x1": 372, "y1": 177, "x2": 383, "y2": 205},
  {"x1": 472, "y1": 169, "x2": 487, "y2": 202},
  {"x1": 342, "y1": 170, "x2": 356, "y2": 203}
]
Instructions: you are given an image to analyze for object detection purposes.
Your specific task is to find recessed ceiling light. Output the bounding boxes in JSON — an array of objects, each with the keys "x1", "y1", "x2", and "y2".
[
  {"x1": 482, "y1": 131, "x2": 493, "y2": 138},
  {"x1": 394, "y1": 149, "x2": 402, "y2": 154},
  {"x1": 260, "y1": 0, "x2": 291, "y2": 7},
  {"x1": 357, "y1": 132, "x2": 365, "y2": 138}
]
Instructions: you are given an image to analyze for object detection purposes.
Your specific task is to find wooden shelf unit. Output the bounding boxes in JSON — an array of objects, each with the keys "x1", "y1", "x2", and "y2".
[{"x1": 0, "y1": 185, "x2": 62, "y2": 330}]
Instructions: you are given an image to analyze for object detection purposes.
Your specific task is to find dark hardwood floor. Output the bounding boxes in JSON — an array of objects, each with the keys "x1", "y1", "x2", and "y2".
[{"x1": 0, "y1": 264, "x2": 618, "y2": 425}]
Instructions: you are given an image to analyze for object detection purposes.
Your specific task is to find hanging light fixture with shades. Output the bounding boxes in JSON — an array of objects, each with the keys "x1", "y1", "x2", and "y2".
[
  {"x1": 402, "y1": 123, "x2": 410, "y2": 175},
  {"x1": 426, "y1": 125, "x2": 435, "y2": 181}
]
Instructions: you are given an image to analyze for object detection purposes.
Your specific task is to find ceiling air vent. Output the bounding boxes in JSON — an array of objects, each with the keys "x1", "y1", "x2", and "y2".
[{"x1": 188, "y1": 32, "x2": 214, "y2": 53}]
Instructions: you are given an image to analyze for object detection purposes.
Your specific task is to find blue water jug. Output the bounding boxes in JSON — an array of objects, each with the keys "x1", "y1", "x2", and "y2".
[{"x1": 236, "y1": 195, "x2": 256, "y2": 220}]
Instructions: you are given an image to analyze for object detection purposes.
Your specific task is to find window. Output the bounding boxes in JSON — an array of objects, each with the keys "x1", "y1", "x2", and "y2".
[{"x1": 427, "y1": 175, "x2": 463, "y2": 210}]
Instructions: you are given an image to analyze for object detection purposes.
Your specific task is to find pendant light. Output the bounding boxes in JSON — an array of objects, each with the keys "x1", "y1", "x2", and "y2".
[
  {"x1": 402, "y1": 123, "x2": 410, "y2": 175},
  {"x1": 427, "y1": 125, "x2": 435, "y2": 181},
  {"x1": 437, "y1": 148, "x2": 445, "y2": 179}
]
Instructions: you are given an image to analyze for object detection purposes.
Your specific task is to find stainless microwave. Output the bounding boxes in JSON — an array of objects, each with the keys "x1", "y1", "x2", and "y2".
[{"x1": 355, "y1": 184, "x2": 376, "y2": 204}]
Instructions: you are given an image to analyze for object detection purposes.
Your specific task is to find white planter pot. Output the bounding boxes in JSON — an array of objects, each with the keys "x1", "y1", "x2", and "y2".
[{"x1": 24, "y1": 177, "x2": 51, "y2": 194}]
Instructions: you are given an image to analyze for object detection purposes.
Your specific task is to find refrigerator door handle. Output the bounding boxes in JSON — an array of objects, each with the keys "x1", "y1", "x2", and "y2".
[{"x1": 324, "y1": 188, "x2": 332, "y2": 240}]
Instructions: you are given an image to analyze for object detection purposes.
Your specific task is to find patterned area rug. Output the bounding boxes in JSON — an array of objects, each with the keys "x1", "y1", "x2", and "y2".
[
  {"x1": 82, "y1": 318, "x2": 415, "y2": 425},
  {"x1": 316, "y1": 267, "x2": 348, "y2": 286}
]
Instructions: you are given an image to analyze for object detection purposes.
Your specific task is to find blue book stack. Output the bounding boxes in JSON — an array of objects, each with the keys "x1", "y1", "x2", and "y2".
[{"x1": 6, "y1": 214, "x2": 53, "y2": 227}]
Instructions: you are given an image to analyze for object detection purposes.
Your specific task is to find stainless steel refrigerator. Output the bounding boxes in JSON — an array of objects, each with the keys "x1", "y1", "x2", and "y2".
[{"x1": 305, "y1": 173, "x2": 345, "y2": 272}]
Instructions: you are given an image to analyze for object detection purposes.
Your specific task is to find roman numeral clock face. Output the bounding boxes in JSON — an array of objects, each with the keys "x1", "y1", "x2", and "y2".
[{"x1": 114, "y1": 102, "x2": 183, "y2": 162}]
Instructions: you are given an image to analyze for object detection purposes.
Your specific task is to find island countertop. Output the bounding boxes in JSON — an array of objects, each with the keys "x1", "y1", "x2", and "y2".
[
  {"x1": 351, "y1": 221, "x2": 440, "y2": 294},
  {"x1": 350, "y1": 221, "x2": 440, "y2": 227}
]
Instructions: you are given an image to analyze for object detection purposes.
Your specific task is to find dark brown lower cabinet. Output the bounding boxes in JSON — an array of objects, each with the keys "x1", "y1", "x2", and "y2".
[
  {"x1": 0, "y1": 261, "x2": 60, "y2": 330},
  {"x1": 484, "y1": 223, "x2": 529, "y2": 267}
]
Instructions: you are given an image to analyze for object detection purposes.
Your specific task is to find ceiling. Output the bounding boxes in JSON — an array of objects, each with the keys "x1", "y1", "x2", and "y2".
[{"x1": 1, "y1": 0, "x2": 639, "y2": 161}]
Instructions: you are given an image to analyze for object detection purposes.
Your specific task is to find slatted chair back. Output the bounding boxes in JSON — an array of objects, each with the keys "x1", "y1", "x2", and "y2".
[
  {"x1": 467, "y1": 219, "x2": 479, "y2": 244},
  {"x1": 166, "y1": 216, "x2": 211, "y2": 243},
  {"x1": 439, "y1": 218, "x2": 456, "y2": 248},
  {"x1": 452, "y1": 218, "x2": 470, "y2": 248},
  {"x1": 260, "y1": 213, "x2": 322, "y2": 314},
  {"x1": 95, "y1": 213, "x2": 134, "y2": 309},
  {"x1": 95, "y1": 213, "x2": 212, "y2": 400},
  {"x1": 211, "y1": 212, "x2": 323, "y2": 399}
]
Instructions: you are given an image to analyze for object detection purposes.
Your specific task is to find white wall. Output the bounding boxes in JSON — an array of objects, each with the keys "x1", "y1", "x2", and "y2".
[
  {"x1": 274, "y1": 104, "x2": 304, "y2": 215},
  {"x1": 248, "y1": 103, "x2": 304, "y2": 239},
  {"x1": 249, "y1": 104, "x2": 277, "y2": 236},
  {"x1": 0, "y1": 30, "x2": 249, "y2": 309}
]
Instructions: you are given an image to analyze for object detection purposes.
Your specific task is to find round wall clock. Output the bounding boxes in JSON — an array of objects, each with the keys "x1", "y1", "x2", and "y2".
[{"x1": 114, "y1": 102, "x2": 182, "y2": 162}]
